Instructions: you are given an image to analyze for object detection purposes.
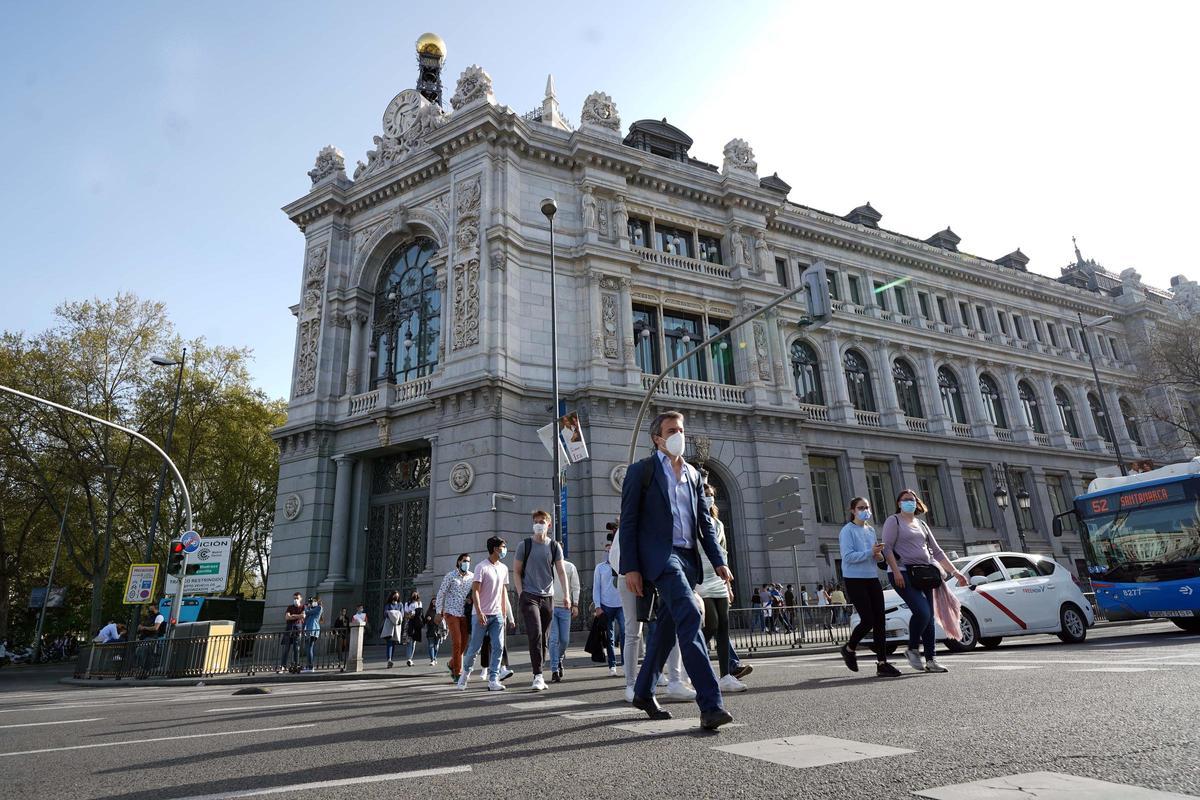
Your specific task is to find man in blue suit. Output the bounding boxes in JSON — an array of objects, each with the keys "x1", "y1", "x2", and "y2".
[{"x1": 619, "y1": 410, "x2": 734, "y2": 730}]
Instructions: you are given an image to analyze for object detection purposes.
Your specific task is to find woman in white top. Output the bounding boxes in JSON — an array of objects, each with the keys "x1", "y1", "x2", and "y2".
[{"x1": 697, "y1": 486, "x2": 747, "y2": 692}]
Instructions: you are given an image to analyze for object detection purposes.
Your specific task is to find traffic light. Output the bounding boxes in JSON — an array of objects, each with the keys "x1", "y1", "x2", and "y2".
[
  {"x1": 801, "y1": 261, "x2": 832, "y2": 320},
  {"x1": 167, "y1": 540, "x2": 186, "y2": 577}
]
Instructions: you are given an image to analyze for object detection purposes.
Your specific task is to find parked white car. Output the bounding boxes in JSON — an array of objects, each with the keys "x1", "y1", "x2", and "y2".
[{"x1": 848, "y1": 552, "x2": 1095, "y2": 652}]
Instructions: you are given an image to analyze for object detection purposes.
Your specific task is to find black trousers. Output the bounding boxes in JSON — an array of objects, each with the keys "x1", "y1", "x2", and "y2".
[
  {"x1": 844, "y1": 577, "x2": 888, "y2": 661},
  {"x1": 701, "y1": 596, "x2": 731, "y2": 677}
]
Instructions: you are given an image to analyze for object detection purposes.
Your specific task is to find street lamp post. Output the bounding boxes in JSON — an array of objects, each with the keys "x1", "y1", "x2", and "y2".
[
  {"x1": 540, "y1": 198, "x2": 563, "y2": 545},
  {"x1": 992, "y1": 462, "x2": 1031, "y2": 552},
  {"x1": 1078, "y1": 313, "x2": 1127, "y2": 476},
  {"x1": 32, "y1": 493, "x2": 69, "y2": 663}
]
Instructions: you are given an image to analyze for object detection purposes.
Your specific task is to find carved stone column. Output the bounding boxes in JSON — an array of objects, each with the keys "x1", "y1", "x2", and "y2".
[
  {"x1": 619, "y1": 278, "x2": 640, "y2": 383},
  {"x1": 1003, "y1": 369, "x2": 1035, "y2": 443},
  {"x1": 824, "y1": 331, "x2": 854, "y2": 423},
  {"x1": 325, "y1": 454, "x2": 356, "y2": 582},
  {"x1": 1038, "y1": 372, "x2": 1071, "y2": 448},
  {"x1": 1072, "y1": 384, "x2": 1106, "y2": 451},
  {"x1": 872, "y1": 341, "x2": 905, "y2": 429},
  {"x1": 963, "y1": 359, "x2": 996, "y2": 440},
  {"x1": 345, "y1": 312, "x2": 368, "y2": 397},
  {"x1": 920, "y1": 349, "x2": 951, "y2": 435}
]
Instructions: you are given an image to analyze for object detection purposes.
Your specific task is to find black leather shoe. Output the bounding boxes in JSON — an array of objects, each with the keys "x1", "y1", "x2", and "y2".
[
  {"x1": 839, "y1": 645, "x2": 859, "y2": 673},
  {"x1": 700, "y1": 708, "x2": 734, "y2": 730},
  {"x1": 731, "y1": 663, "x2": 753, "y2": 679},
  {"x1": 631, "y1": 695, "x2": 672, "y2": 720},
  {"x1": 550, "y1": 671, "x2": 561, "y2": 683}
]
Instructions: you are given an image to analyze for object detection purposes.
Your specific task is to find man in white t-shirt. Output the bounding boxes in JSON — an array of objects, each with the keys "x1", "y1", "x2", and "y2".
[{"x1": 458, "y1": 536, "x2": 512, "y2": 691}]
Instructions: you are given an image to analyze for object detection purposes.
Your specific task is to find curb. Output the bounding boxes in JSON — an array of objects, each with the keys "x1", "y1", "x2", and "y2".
[{"x1": 59, "y1": 669, "x2": 397, "y2": 689}]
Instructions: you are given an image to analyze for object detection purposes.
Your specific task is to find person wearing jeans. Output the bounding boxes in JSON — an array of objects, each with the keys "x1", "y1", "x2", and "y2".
[
  {"x1": 457, "y1": 536, "x2": 511, "y2": 691},
  {"x1": 593, "y1": 534, "x2": 625, "y2": 675},
  {"x1": 302, "y1": 595, "x2": 323, "y2": 673},
  {"x1": 881, "y1": 489, "x2": 969, "y2": 673},
  {"x1": 434, "y1": 554, "x2": 474, "y2": 681},
  {"x1": 513, "y1": 510, "x2": 570, "y2": 692},
  {"x1": 837, "y1": 496, "x2": 901, "y2": 677},
  {"x1": 549, "y1": 557, "x2": 580, "y2": 682},
  {"x1": 697, "y1": 487, "x2": 746, "y2": 692},
  {"x1": 382, "y1": 592, "x2": 403, "y2": 668},
  {"x1": 278, "y1": 592, "x2": 305, "y2": 673}
]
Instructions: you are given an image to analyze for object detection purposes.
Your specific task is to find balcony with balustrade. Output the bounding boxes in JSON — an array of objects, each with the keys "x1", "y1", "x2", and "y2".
[
  {"x1": 633, "y1": 246, "x2": 733, "y2": 280},
  {"x1": 347, "y1": 376, "x2": 434, "y2": 419},
  {"x1": 641, "y1": 374, "x2": 748, "y2": 406}
]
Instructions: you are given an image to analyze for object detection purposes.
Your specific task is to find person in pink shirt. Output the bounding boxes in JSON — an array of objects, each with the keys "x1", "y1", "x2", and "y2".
[{"x1": 457, "y1": 536, "x2": 511, "y2": 692}]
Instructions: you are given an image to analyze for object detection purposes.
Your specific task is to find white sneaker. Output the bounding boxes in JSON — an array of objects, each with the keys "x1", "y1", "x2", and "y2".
[
  {"x1": 430, "y1": 660, "x2": 437, "y2": 666},
  {"x1": 656, "y1": 674, "x2": 669, "y2": 688},
  {"x1": 905, "y1": 648, "x2": 923, "y2": 672},
  {"x1": 499, "y1": 668, "x2": 515, "y2": 682},
  {"x1": 925, "y1": 659, "x2": 949, "y2": 673},
  {"x1": 487, "y1": 680, "x2": 506, "y2": 691},
  {"x1": 608, "y1": 666, "x2": 618, "y2": 677},
  {"x1": 406, "y1": 659, "x2": 413, "y2": 667},
  {"x1": 664, "y1": 681, "x2": 697, "y2": 702},
  {"x1": 624, "y1": 685, "x2": 636, "y2": 703},
  {"x1": 456, "y1": 672, "x2": 469, "y2": 690},
  {"x1": 531, "y1": 674, "x2": 547, "y2": 691},
  {"x1": 718, "y1": 674, "x2": 748, "y2": 693}
]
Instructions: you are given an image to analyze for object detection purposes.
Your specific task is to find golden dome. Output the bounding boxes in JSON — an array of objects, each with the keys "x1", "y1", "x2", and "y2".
[{"x1": 415, "y1": 32, "x2": 446, "y2": 59}]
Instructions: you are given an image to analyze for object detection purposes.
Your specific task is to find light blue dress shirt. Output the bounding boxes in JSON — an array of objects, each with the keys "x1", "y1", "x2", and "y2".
[{"x1": 657, "y1": 450, "x2": 696, "y2": 549}]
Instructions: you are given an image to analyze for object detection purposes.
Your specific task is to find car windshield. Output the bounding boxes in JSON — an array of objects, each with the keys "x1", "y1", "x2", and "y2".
[{"x1": 1081, "y1": 500, "x2": 1200, "y2": 582}]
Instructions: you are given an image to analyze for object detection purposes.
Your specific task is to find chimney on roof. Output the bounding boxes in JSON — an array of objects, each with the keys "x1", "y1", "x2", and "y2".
[
  {"x1": 843, "y1": 202, "x2": 882, "y2": 229},
  {"x1": 925, "y1": 227, "x2": 961, "y2": 252},
  {"x1": 996, "y1": 249, "x2": 1030, "y2": 271}
]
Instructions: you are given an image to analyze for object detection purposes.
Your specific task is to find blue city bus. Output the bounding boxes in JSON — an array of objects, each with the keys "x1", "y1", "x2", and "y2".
[{"x1": 1055, "y1": 460, "x2": 1200, "y2": 632}]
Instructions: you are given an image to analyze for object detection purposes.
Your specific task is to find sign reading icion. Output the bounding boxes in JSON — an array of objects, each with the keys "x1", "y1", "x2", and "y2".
[{"x1": 165, "y1": 536, "x2": 232, "y2": 594}]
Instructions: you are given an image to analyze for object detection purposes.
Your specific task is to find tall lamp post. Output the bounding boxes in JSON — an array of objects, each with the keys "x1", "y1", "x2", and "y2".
[
  {"x1": 992, "y1": 462, "x2": 1031, "y2": 552},
  {"x1": 1077, "y1": 313, "x2": 1128, "y2": 476},
  {"x1": 540, "y1": 198, "x2": 563, "y2": 545}
]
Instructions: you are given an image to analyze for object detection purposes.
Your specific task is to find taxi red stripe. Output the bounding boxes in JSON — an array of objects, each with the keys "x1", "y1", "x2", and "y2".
[{"x1": 976, "y1": 590, "x2": 1028, "y2": 630}]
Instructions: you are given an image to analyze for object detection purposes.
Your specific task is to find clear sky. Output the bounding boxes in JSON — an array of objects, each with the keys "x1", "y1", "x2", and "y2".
[{"x1": 3, "y1": 1, "x2": 1196, "y2": 401}]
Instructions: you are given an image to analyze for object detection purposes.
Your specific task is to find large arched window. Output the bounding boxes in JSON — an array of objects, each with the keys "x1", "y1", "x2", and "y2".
[
  {"x1": 937, "y1": 367, "x2": 966, "y2": 424},
  {"x1": 1018, "y1": 380, "x2": 1045, "y2": 434},
  {"x1": 979, "y1": 373, "x2": 1007, "y2": 428},
  {"x1": 893, "y1": 358, "x2": 922, "y2": 418},
  {"x1": 1120, "y1": 398, "x2": 1142, "y2": 445},
  {"x1": 1055, "y1": 387, "x2": 1079, "y2": 437},
  {"x1": 1088, "y1": 392, "x2": 1111, "y2": 442},
  {"x1": 790, "y1": 340, "x2": 824, "y2": 405},
  {"x1": 843, "y1": 350, "x2": 876, "y2": 412},
  {"x1": 371, "y1": 237, "x2": 441, "y2": 386}
]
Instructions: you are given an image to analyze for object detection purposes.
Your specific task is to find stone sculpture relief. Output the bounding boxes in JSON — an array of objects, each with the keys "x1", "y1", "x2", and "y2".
[
  {"x1": 450, "y1": 65, "x2": 495, "y2": 111},
  {"x1": 307, "y1": 146, "x2": 346, "y2": 187},
  {"x1": 753, "y1": 321, "x2": 772, "y2": 382},
  {"x1": 293, "y1": 243, "x2": 329, "y2": 397},
  {"x1": 452, "y1": 176, "x2": 483, "y2": 351},
  {"x1": 449, "y1": 461, "x2": 475, "y2": 493},
  {"x1": 581, "y1": 186, "x2": 598, "y2": 231},
  {"x1": 602, "y1": 293, "x2": 619, "y2": 359},
  {"x1": 722, "y1": 138, "x2": 758, "y2": 176},
  {"x1": 580, "y1": 91, "x2": 621, "y2": 133},
  {"x1": 354, "y1": 88, "x2": 448, "y2": 181}
]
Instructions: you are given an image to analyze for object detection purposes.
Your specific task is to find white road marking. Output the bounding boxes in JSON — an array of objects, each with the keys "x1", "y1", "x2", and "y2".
[
  {"x1": 610, "y1": 718, "x2": 744, "y2": 735},
  {"x1": 0, "y1": 724, "x2": 315, "y2": 758},
  {"x1": 168, "y1": 765, "x2": 473, "y2": 800},
  {"x1": 969, "y1": 665, "x2": 1043, "y2": 671},
  {"x1": 507, "y1": 698, "x2": 586, "y2": 711},
  {"x1": 204, "y1": 702, "x2": 322, "y2": 713},
  {"x1": 1073, "y1": 667, "x2": 1164, "y2": 673},
  {"x1": 715, "y1": 735, "x2": 913, "y2": 769},
  {"x1": 0, "y1": 718, "x2": 104, "y2": 729},
  {"x1": 912, "y1": 770, "x2": 1195, "y2": 799},
  {"x1": 559, "y1": 707, "x2": 644, "y2": 720}
]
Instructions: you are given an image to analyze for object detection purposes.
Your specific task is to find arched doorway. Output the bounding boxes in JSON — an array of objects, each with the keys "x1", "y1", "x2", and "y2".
[{"x1": 363, "y1": 448, "x2": 431, "y2": 621}]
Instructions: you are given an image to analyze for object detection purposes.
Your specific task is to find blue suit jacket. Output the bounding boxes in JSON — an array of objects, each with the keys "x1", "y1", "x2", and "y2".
[{"x1": 618, "y1": 454, "x2": 727, "y2": 582}]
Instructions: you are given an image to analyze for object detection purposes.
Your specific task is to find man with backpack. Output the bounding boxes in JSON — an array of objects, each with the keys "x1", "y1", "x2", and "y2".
[{"x1": 513, "y1": 509, "x2": 571, "y2": 692}]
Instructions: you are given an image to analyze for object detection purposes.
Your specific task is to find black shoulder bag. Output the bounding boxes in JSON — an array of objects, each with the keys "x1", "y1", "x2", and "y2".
[{"x1": 904, "y1": 519, "x2": 943, "y2": 590}]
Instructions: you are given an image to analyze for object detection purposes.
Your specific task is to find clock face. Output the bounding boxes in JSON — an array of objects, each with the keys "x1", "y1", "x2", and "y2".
[{"x1": 382, "y1": 89, "x2": 427, "y2": 138}]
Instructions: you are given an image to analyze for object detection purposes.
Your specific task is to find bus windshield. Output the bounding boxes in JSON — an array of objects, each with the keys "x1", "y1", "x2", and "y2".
[{"x1": 1081, "y1": 499, "x2": 1200, "y2": 583}]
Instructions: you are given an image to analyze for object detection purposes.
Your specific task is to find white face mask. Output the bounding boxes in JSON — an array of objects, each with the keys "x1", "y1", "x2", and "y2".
[
  {"x1": 532, "y1": 522, "x2": 549, "y2": 536},
  {"x1": 663, "y1": 431, "x2": 685, "y2": 458}
]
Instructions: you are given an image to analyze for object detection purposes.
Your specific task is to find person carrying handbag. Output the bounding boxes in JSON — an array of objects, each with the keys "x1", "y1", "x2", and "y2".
[
  {"x1": 381, "y1": 592, "x2": 404, "y2": 668},
  {"x1": 881, "y1": 489, "x2": 968, "y2": 674}
]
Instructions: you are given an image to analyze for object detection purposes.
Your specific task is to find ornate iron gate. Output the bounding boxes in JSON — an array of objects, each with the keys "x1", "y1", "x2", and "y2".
[{"x1": 364, "y1": 449, "x2": 430, "y2": 621}]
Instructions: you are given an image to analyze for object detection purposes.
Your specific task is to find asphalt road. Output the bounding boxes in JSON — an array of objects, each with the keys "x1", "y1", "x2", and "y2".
[{"x1": 3, "y1": 621, "x2": 1198, "y2": 800}]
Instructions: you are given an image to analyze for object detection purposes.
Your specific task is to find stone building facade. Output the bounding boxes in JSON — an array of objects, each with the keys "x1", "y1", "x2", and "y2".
[{"x1": 268, "y1": 59, "x2": 1195, "y2": 624}]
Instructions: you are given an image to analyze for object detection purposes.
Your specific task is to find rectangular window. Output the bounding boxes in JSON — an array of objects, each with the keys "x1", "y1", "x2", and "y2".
[
  {"x1": 655, "y1": 224, "x2": 693, "y2": 259},
  {"x1": 776, "y1": 258, "x2": 789, "y2": 287},
  {"x1": 1045, "y1": 474, "x2": 1077, "y2": 536},
  {"x1": 1048, "y1": 323, "x2": 1059, "y2": 347},
  {"x1": 848, "y1": 275, "x2": 864, "y2": 306},
  {"x1": 826, "y1": 268, "x2": 841, "y2": 301},
  {"x1": 1013, "y1": 471, "x2": 1036, "y2": 532},
  {"x1": 1013, "y1": 315, "x2": 1025, "y2": 340},
  {"x1": 1033, "y1": 320, "x2": 1044, "y2": 343},
  {"x1": 708, "y1": 319, "x2": 735, "y2": 386},
  {"x1": 864, "y1": 460, "x2": 895, "y2": 522},
  {"x1": 873, "y1": 280, "x2": 888, "y2": 310},
  {"x1": 894, "y1": 288, "x2": 909, "y2": 317},
  {"x1": 962, "y1": 468, "x2": 993, "y2": 529},
  {"x1": 697, "y1": 234, "x2": 722, "y2": 264},
  {"x1": 918, "y1": 292, "x2": 931, "y2": 320},
  {"x1": 915, "y1": 465, "x2": 947, "y2": 528},
  {"x1": 936, "y1": 296, "x2": 948, "y2": 324},
  {"x1": 1109, "y1": 337, "x2": 1120, "y2": 360},
  {"x1": 632, "y1": 305, "x2": 660, "y2": 374},
  {"x1": 809, "y1": 456, "x2": 844, "y2": 525},
  {"x1": 975, "y1": 305, "x2": 989, "y2": 333},
  {"x1": 958, "y1": 301, "x2": 971, "y2": 329},
  {"x1": 628, "y1": 217, "x2": 651, "y2": 248},
  {"x1": 998, "y1": 312, "x2": 1009, "y2": 335},
  {"x1": 1066, "y1": 327, "x2": 1078, "y2": 350},
  {"x1": 662, "y1": 311, "x2": 705, "y2": 381}
]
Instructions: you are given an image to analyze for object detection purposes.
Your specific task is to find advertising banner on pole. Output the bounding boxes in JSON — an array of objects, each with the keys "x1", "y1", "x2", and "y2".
[
  {"x1": 558, "y1": 412, "x2": 590, "y2": 464},
  {"x1": 165, "y1": 536, "x2": 232, "y2": 594}
]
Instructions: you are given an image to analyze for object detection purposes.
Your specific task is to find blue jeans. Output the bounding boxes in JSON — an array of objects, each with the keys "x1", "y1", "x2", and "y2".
[
  {"x1": 891, "y1": 571, "x2": 936, "y2": 660},
  {"x1": 279, "y1": 631, "x2": 301, "y2": 667},
  {"x1": 601, "y1": 604, "x2": 625, "y2": 668},
  {"x1": 750, "y1": 610, "x2": 764, "y2": 633},
  {"x1": 547, "y1": 606, "x2": 572, "y2": 672},
  {"x1": 634, "y1": 550, "x2": 723, "y2": 713},
  {"x1": 728, "y1": 641, "x2": 743, "y2": 673},
  {"x1": 426, "y1": 633, "x2": 441, "y2": 663},
  {"x1": 461, "y1": 614, "x2": 504, "y2": 681},
  {"x1": 385, "y1": 640, "x2": 398, "y2": 662},
  {"x1": 304, "y1": 633, "x2": 318, "y2": 668}
]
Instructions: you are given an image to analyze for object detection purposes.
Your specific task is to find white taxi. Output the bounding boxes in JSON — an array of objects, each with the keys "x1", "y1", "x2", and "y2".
[{"x1": 848, "y1": 551, "x2": 1095, "y2": 652}]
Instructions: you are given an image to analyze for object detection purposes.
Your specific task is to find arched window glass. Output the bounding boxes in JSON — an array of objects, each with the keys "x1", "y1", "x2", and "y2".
[
  {"x1": 979, "y1": 374, "x2": 1007, "y2": 428},
  {"x1": 1055, "y1": 387, "x2": 1079, "y2": 437},
  {"x1": 1120, "y1": 398, "x2": 1142, "y2": 445},
  {"x1": 1018, "y1": 380, "x2": 1045, "y2": 433},
  {"x1": 371, "y1": 237, "x2": 441, "y2": 386},
  {"x1": 843, "y1": 350, "x2": 876, "y2": 412},
  {"x1": 1088, "y1": 392, "x2": 1111, "y2": 442},
  {"x1": 937, "y1": 367, "x2": 966, "y2": 424},
  {"x1": 790, "y1": 341, "x2": 824, "y2": 405},
  {"x1": 892, "y1": 359, "x2": 922, "y2": 418}
]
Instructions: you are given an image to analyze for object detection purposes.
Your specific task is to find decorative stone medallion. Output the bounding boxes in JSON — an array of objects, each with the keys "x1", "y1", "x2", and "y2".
[
  {"x1": 610, "y1": 464, "x2": 628, "y2": 493},
  {"x1": 282, "y1": 493, "x2": 303, "y2": 521},
  {"x1": 449, "y1": 461, "x2": 475, "y2": 493}
]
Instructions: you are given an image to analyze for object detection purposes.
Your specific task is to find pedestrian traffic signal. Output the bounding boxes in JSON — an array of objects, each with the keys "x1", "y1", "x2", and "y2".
[
  {"x1": 167, "y1": 540, "x2": 186, "y2": 577},
  {"x1": 801, "y1": 261, "x2": 832, "y2": 320}
]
